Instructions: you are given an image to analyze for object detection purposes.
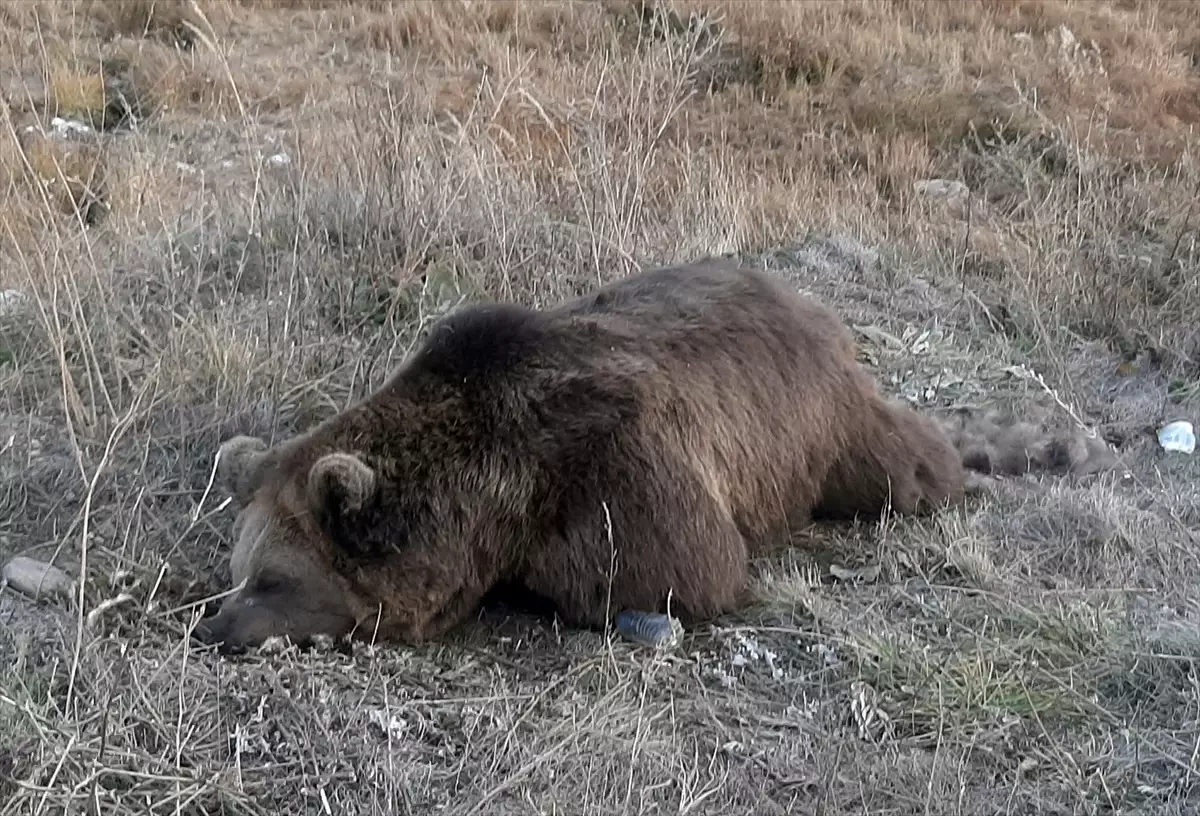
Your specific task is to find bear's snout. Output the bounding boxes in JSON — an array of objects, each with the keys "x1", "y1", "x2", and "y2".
[
  {"x1": 192, "y1": 611, "x2": 248, "y2": 655},
  {"x1": 191, "y1": 594, "x2": 273, "y2": 655},
  {"x1": 190, "y1": 586, "x2": 360, "y2": 656}
]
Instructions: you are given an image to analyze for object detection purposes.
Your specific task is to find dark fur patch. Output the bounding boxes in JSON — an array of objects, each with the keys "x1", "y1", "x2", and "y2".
[{"x1": 411, "y1": 303, "x2": 545, "y2": 386}]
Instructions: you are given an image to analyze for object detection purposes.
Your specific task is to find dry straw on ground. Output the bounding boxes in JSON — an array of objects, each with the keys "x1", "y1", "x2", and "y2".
[{"x1": 2, "y1": 1, "x2": 1200, "y2": 813}]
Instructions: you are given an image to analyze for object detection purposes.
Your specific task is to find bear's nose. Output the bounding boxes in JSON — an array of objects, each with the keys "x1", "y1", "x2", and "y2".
[
  {"x1": 193, "y1": 617, "x2": 250, "y2": 655},
  {"x1": 192, "y1": 616, "x2": 220, "y2": 645}
]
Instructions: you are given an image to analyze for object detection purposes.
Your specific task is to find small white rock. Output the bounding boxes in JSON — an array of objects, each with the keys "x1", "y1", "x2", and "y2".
[
  {"x1": 914, "y1": 178, "x2": 970, "y2": 206},
  {"x1": 268, "y1": 152, "x2": 291, "y2": 166},
  {"x1": 3, "y1": 556, "x2": 76, "y2": 600},
  {"x1": 829, "y1": 563, "x2": 882, "y2": 583}
]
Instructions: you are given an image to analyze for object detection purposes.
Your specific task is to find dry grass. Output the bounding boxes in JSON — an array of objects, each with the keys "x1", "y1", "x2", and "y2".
[{"x1": 2, "y1": 0, "x2": 1200, "y2": 813}]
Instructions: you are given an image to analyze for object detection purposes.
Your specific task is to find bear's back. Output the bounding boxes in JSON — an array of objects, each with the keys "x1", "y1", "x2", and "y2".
[
  {"x1": 554, "y1": 259, "x2": 858, "y2": 394},
  {"x1": 389, "y1": 258, "x2": 860, "y2": 422}
]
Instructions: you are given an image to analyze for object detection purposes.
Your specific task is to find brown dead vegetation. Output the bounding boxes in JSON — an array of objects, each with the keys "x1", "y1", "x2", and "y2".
[
  {"x1": 1, "y1": 1, "x2": 1199, "y2": 814},
  {"x1": 15, "y1": 126, "x2": 108, "y2": 224},
  {"x1": 87, "y1": 0, "x2": 202, "y2": 49}
]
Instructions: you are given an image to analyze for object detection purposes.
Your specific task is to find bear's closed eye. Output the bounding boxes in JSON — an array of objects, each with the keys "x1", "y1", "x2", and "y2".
[{"x1": 252, "y1": 574, "x2": 288, "y2": 594}]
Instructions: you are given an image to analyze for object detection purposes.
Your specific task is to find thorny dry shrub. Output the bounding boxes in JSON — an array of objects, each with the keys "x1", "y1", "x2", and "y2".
[{"x1": 2, "y1": 1, "x2": 1200, "y2": 814}]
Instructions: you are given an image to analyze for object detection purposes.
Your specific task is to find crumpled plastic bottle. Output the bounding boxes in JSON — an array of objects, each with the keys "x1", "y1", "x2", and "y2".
[{"x1": 1158, "y1": 420, "x2": 1195, "y2": 455}]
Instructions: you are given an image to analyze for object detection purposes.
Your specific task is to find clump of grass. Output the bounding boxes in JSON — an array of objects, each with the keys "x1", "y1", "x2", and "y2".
[
  {"x1": 47, "y1": 60, "x2": 148, "y2": 130},
  {"x1": 47, "y1": 67, "x2": 108, "y2": 123},
  {"x1": 848, "y1": 593, "x2": 1130, "y2": 735},
  {"x1": 13, "y1": 127, "x2": 108, "y2": 225}
]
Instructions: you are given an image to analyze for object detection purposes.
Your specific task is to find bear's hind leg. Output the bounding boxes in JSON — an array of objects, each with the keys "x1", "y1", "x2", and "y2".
[{"x1": 814, "y1": 394, "x2": 966, "y2": 521}]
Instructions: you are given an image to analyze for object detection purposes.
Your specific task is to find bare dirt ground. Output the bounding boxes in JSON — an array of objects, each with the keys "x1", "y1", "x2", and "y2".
[{"x1": 2, "y1": 1, "x2": 1200, "y2": 813}]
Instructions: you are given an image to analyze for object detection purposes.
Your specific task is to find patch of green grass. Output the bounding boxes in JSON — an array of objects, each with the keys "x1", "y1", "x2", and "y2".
[
  {"x1": 0, "y1": 629, "x2": 58, "y2": 759},
  {"x1": 848, "y1": 593, "x2": 1128, "y2": 732}
]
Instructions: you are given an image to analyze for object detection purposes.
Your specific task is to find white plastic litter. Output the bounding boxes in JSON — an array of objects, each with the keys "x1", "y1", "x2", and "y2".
[{"x1": 1158, "y1": 421, "x2": 1195, "y2": 455}]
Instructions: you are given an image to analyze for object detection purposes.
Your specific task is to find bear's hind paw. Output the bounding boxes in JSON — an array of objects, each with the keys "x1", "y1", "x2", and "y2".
[{"x1": 614, "y1": 610, "x2": 684, "y2": 650}]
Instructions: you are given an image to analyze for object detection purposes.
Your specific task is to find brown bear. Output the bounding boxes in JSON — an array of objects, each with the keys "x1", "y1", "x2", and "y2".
[{"x1": 192, "y1": 258, "x2": 1108, "y2": 654}]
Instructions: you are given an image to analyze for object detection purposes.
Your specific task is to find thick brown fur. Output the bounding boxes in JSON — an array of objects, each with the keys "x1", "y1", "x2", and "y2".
[
  {"x1": 194, "y1": 259, "x2": 1113, "y2": 653},
  {"x1": 939, "y1": 407, "x2": 1117, "y2": 480}
]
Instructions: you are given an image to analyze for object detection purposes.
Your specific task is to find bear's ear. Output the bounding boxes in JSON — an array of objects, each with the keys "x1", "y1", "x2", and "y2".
[
  {"x1": 216, "y1": 435, "x2": 269, "y2": 506},
  {"x1": 306, "y1": 452, "x2": 378, "y2": 528}
]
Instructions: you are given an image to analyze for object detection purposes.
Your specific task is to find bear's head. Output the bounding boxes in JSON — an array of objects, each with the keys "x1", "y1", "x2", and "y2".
[{"x1": 193, "y1": 434, "x2": 384, "y2": 654}]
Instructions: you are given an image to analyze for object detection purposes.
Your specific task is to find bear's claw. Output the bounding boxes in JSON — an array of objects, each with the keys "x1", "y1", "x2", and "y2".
[{"x1": 614, "y1": 610, "x2": 684, "y2": 649}]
